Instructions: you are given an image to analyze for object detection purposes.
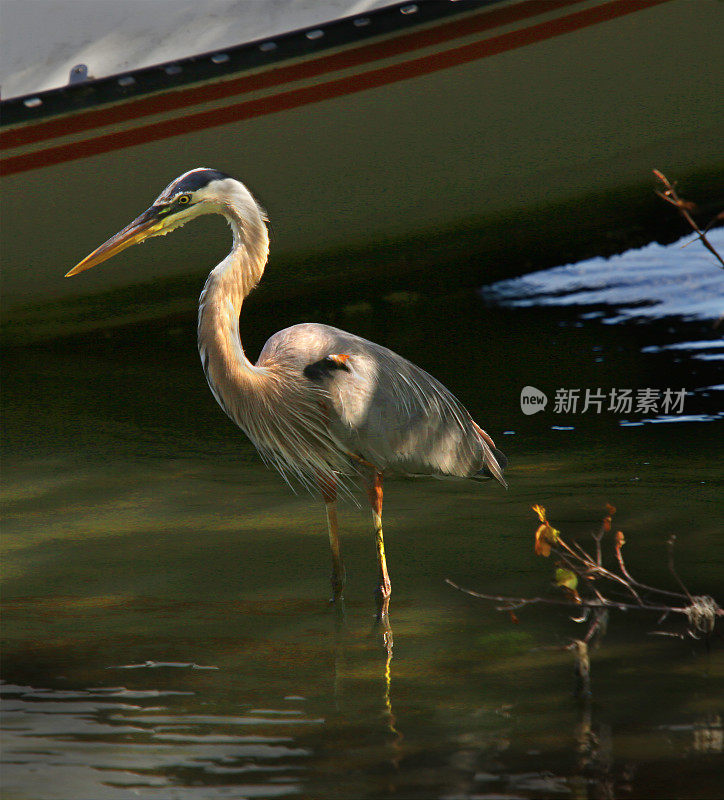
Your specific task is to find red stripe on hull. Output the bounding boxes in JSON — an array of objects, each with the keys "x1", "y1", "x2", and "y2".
[
  {"x1": 0, "y1": 0, "x2": 671, "y2": 177},
  {"x1": 1, "y1": 0, "x2": 585, "y2": 150}
]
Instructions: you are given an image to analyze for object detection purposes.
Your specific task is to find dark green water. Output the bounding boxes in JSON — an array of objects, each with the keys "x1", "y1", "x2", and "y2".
[{"x1": 2, "y1": 232, "x2": 723, "y2": 799}]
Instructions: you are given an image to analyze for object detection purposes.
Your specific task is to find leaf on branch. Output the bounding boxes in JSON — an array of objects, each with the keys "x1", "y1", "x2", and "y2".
[
  {"x1": 535, "y1": 523, "x2": 560, "y2": 557},
  {"x1": 532, "y1": 505, "x2": 560, "y2": 557},
  {"x1": 555, "y1": 568, "x2": 581, "y2": 603},
  {"x1": 449, "y1": 501, "x2": 721, "y2": 650},
  {"x1": 555, "y1": 568, "x2": 579, "y2": 592}
]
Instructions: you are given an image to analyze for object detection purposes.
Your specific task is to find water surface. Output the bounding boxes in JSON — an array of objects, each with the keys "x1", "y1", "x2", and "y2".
[{"x1": 2, "y1": 230, "x2": 723, "y2": 799}]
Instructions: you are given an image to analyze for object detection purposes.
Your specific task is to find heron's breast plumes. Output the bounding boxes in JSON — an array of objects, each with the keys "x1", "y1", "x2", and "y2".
[
  {"x1": 196, "y1": 246, "x2": 351, "y2": 493},
  {"x1": 203, "y1": 353, "x2": 350, "y2": 492}
]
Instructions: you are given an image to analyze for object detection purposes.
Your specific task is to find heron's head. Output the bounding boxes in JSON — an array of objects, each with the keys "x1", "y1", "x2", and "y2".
[{"x1": 66, "y1": 168, "x2": 261, "y2": 277}]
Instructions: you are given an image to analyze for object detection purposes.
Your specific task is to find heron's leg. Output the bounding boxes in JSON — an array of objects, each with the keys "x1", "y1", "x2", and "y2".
[
  {"x1": 367, "y1": 471, "x2": 391, "y2": 620},
  {"x1": 325, "y1": 502, "x2": 346, "y2": 601},
  {"x1": 318, "y1": 476, "x2": 345, "y2": 601}
]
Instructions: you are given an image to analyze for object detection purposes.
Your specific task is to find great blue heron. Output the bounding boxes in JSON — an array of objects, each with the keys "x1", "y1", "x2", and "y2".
[{"x1": 66, "y1": 168, "x2": 507, "y2": 617}]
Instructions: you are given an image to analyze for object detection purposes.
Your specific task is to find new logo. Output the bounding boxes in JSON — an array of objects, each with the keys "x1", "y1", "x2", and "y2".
[{"x1": 520, "y1": 385, "x2": 548, "y2": 415}]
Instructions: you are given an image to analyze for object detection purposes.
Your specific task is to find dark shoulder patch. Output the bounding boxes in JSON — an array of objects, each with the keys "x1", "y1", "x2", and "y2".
[{"x1": 304, "y1": 355, "x2": 351, "y2": 382}]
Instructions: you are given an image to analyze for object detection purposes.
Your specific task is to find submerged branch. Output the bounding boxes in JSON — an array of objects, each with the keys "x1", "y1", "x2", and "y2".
[
  {"x1": 447, "y1": 504, "x2": 722, "y2": 643},
  {"x1": 445, "y1": 578, "x2": 690, "y2": 616}
]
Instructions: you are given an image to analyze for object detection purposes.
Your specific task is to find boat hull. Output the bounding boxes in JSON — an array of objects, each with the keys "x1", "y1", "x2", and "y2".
[{"x1": 2, "y1": 0, "x2": 722, "y2": 341}]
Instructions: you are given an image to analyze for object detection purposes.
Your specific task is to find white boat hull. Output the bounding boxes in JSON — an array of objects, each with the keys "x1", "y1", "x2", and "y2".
[{"x1": 1, "y1": 0, "x2": 722, "y2": 340}]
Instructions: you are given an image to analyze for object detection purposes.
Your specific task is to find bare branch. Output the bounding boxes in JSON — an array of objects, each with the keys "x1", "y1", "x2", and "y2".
[
  {"x1": 450, "y1": 504, "x2": 722, "y2": 650},
  {"x1": 613, "y1": 531, "x2": 687, "y2": 601},
  {"x1": 445, "y1": 578, "x2": 687, "y2": 616},
  {"x1": 555, "y1": 540, "x2": 644, "y2": 604},
  {"x1": 614, "y1": 531, "x2": 633, "y2": 582},
  {"x1": 653, "y1": 170, "x2": 724, "y2": 269},
  {"x1": 584, "y1": 609, "x2": 609, "y2": 644},
  {"x1": 569, "y1": 639, "x2": 591, "y2": 696},
  {"x1": 449, "y1": 502, "x2": 721, "y2": 699}
]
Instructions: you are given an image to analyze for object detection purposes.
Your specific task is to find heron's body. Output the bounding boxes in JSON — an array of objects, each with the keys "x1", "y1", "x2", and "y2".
[
  {"x1": 67, "y1": 168, "x2": 507, "y2": 616},
  {"x1": 263, "y1": 321, "x2": 500, "y2": 480}
]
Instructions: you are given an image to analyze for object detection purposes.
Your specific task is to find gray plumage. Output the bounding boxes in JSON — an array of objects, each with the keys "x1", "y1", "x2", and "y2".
[{"x1": 258, "y1": 322, "x2": 506, "y2": 485}]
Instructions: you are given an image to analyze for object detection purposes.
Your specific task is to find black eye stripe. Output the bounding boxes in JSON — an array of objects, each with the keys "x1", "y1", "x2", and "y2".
[{"x1": 155, "y1": 195, "x2": 191, "y2": 214}]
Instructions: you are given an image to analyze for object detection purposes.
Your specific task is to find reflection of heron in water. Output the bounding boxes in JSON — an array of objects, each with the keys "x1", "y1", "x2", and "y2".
[
  {"x1": 331, "y1": 611, "x2": 402, "y2": 771},
  {"x1": 67, "y1": 169, "x2": 508, "y2": 619}
]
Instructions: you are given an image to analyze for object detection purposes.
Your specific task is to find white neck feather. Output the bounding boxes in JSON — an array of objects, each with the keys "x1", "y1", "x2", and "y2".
[{"x1": 196, "y1": 184, "x2": 270, "y2": 408}]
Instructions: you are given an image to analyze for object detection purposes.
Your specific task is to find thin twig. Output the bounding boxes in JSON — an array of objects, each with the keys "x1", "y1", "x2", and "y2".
[
  {"x1": 561, "y1": 537, "x2": 595, "y2": 565},
  {"x1": 460, "y1": 505, "x2": 721, "y2": 644},
  {"x1": 703, "y1": 210, "x2": 724, "y2": 235},
  {"x1": 584, "y1": 609, "x2": 608, "y2": 644},
  {"x1": 615, "y1": 537, "x2": 686, "y2": 600},
  {"x1": 445, "y1": 579, "x2": 687, "y2": 615},
  {"x1": 592, "y1": 527, "x2": 604, "y2": 567},
  {"x1": 614, "y1": 533, "x2": 633, "y2": 582},
  {"x1": 555, "y1": 541, "x2": 643, "y2": 604},
  {"x1": 592, "y1": 586, "x2": 608, "y2": 605},
  {"x1": 667, "y1": 535, "x2": 694, "y2": 604},
  {"x1": 653, "y1": 170, "x2": 724, "y2": 269}
]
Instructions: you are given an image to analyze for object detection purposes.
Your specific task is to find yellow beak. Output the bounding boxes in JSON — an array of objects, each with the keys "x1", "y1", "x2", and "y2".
[{"x1": 65, "y1": 206, "x2": 165, "y2": 277}]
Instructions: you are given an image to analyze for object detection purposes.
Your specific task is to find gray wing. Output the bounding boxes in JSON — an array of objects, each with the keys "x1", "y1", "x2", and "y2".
[{"x1": 258, "y1": 323, "x2": 506, "y2": 485}]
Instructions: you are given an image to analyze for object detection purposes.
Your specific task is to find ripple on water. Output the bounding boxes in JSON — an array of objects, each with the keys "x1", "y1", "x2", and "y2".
[
  {"x1": 481, "y1": 228, "x2": 724, "y2": 323},
  {"x1": 1, "y1": 681, "x2": 314, "y2": 799}
]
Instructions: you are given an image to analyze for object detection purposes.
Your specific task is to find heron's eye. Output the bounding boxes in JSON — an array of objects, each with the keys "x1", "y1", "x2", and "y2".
[{"x1": 178, "y1": 195, "x2": 191, "y2": 205}]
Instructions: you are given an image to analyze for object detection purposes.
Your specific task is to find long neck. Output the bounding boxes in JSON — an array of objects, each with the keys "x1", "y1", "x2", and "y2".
[
  {"x1": 195, "y1": 189, "x2": 349, "y2": 492},
  {"x1": 197, "y1": 201, "x2": 270, "y2": 419}
]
